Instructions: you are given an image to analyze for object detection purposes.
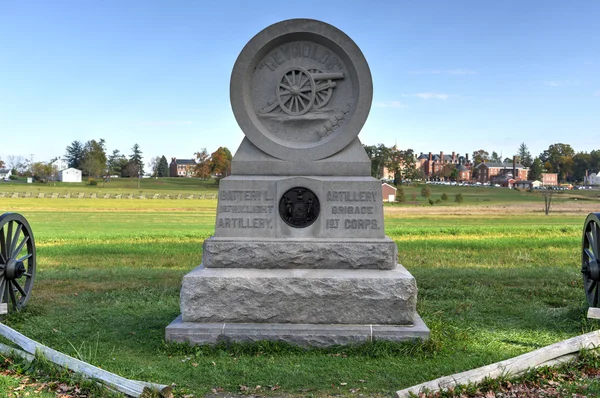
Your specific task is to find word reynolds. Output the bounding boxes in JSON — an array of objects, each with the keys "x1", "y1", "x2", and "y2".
[{"x1": 326, "y1": 190, "x2": 378, "y2": 202}]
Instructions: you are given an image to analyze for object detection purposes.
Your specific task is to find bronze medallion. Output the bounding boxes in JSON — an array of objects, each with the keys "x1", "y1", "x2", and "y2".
[{"x1": 279, "y1": 187, "x2": 320, "y2": 228}]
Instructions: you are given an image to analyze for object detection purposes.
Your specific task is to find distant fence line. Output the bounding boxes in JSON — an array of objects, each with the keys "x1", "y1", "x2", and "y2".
[{"x1": 0, "y1": 192, "x2": 218, "y2": 200}]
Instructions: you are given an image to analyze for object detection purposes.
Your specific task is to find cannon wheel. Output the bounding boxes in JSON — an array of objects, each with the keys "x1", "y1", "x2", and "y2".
[
  {"x1": 277, "y1": 67, "x2": 315, "y2": 116},
  {"x1": 582, "y1": 212, "x2": 600, "y2": 306},
  {"x1": 309, "y1": 69, "x2": 333, "y2": 109},
  {"x1": 0, "y1": 213, "x2": 36, "y2": 312}
]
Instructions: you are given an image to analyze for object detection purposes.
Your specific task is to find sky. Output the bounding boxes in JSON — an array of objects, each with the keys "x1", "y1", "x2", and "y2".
[{"x1": 1, "y1": 0, "x2": 599, "y2": 167}]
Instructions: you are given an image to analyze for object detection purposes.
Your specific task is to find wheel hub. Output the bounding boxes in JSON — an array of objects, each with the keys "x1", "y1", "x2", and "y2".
[
  {"x1": 588, "y1": 258, "x2": 600, "y2": 281},
  {"x1": 5, "y1": 258, "x2": 26, "y2": 280}
]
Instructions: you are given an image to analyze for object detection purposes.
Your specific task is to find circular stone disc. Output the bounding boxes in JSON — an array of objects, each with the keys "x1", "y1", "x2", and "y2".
[{"x1": 230, "y1": 19, "x2": 373, "y2": 161}]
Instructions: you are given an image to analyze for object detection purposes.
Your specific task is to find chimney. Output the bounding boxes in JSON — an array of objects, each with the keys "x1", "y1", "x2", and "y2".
[
  {"x1": 440, "y1": 151, "x2": 444, "y2": 164},
  {"x1": 452, "y1": 151, "x2": 456, "y2": 163},
  {"x1": 428, "y1": 152, "x2": 432, "y2": 162}
]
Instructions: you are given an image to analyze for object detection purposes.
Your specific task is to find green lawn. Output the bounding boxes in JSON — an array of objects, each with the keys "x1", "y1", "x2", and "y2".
[{"x1": 0, "y1": 192, "x2": 598, "y2": 397}]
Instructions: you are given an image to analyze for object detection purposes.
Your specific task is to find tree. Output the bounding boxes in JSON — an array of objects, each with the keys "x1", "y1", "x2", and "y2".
[
  {"x1": 455, "y1": 193, "x2": 464, "y2": 203},
  {"x1": 472, "y1": 149, "x2": 489, "y2": 166},
  {"x1": 384, "y1": 146, "x2": 416, "y2": 184},
  {"x1": 395, "y1": 186, "x2": 405, "y2": 202},
  {"x1": 147, "y1": 156, "x2": 160, "y2": 177},
  {"x1": 157, "y1": 156, "x2": 169, "y2": 177},
  {"x1": 516, "y1": 142, "x2": 533, "y2": 167},
  {"x1": 31, "y1": 161, "x2": 56, "y2": 182},
  {"x1": 541, "y1": 190, "x2": 554, "y2": 215},
  {"x1": 122, "y1": 160, "x2": 140, "y2": 178},
  {"x1": 80, "y1": 139, "x2": 107, "y2": 177},
  {"x1": 194, "y1": 149, "x2": 212, "y2": 179},
  {"x1": 364, "y1": 144, "x2": 389, "y2": 179},
  {"x1": 6, "y1": 155, "x2": 25, "y2": 173},
  {"x1": 528, "y1": 157, "x2": 544, "y2": 181},
  {"x1": 107, "y1": 149, "x2": 127, "y2": 177},
  {"x1": 539, "y1": 143, "x2": 575, "y2": 182},
  {"x1": 129, "y1": 144, "x2": 144, "y2": 176},
  {"x1": 0, "y1": 158, "x2": 4, "y2": 168},
  {"x1": 490, "y1": 151, "x2": 501, "y2": 163},
  {"x1": 65, "y1": 140, "x2": 84, "y2": 169},
  {"x1": 210, "y1": 147, "x2": 232, "y2": 177},
  {"x1": 449, "y1": 167, "x2": 459, "y2": 181},
  {"x1": 420, "y1": 187, "x2": 431, "y2": 198},
  {"x1": 572, "y1": 152, "x2": 592, "y2": 183},
  {"x1": 441, "y1": 193, "x2": 448, "y2": 201}
]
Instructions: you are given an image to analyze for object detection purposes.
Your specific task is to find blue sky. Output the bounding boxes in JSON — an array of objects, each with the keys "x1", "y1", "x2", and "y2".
[{"x1": 1, "y1": 0, "x2": 598, "y2": 166}]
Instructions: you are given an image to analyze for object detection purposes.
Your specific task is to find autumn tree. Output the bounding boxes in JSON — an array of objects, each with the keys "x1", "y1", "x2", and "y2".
[
  {"x1": 0, "y1": 158, "x2": 4, "y2": 168},
  {"x1": 157, "y1": 156, "x2": 169, "y2": 177},
  {"x1": 65, "y1": 140, "x2": 85, "y2": 169},
  {"x1": 31, "y1": 161, "x2": 56, "y2": 182},
  {"x1": 194, "y1": 149, "x2": 212, "y2": 179},
  {"x1": 471, "y1": 149, "x2": 489, "y2": 166},
  {"x1": 210, "y1": 147, "x2": 232, "y2": 178}
]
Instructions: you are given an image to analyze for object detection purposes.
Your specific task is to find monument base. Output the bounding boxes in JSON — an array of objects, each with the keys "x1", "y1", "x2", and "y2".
[
  {"x1": 165, "y1": 314, "x2": 430, "y2": 348},
  {"x1": 179, "y1": 264, "x2": 418, "y2": 325}
]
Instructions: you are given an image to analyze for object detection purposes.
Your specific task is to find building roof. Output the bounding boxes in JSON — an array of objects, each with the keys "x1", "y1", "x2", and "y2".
[
  {"x1": 456, "y1": 164, "x2": 469, "y2": 172},
  {"x1": 174, "y1": 159, "x2": 197, "y2": 165},
  {"x1": 417, "y1": 153, "x2": 428, "y2": 160},
  {"x1": 478, "y1": 162, "x2": 526, "y2": 169},
  {"x1": 0, "y1": 169, "x2": 10, "y2": 173},
  {"x1": 381, "y1": 182, "x2": 397, "y2": 190}
]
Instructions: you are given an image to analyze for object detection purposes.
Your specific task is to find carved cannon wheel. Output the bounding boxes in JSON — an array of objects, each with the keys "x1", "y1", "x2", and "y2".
[
  {"x1": 0, "y1": 213, "x2": 36, "y2": 312},
  {"x1": 582, "y1": 212, "x2": 600, "y2": 306},
  {"x1": 308, "y1": 69, "x2": 333, "y2": 109},
  {"x1": 277, "y1": 67, "x2": 315, "y2": 116}
]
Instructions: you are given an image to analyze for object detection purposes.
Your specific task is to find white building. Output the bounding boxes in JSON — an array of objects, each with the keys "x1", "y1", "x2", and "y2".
[
  {"x1": 59, "y1": 168, "x2": 82, "y2": 183},
  {"x1": 52, "y1": 157, "x2": 69, "y2": 172},
  {"x1": 0, "y1": 168, "x2": 12, "y2": 180},
  {"x1": 585, "y1": 172, "x2": 600, "y2": 185}
]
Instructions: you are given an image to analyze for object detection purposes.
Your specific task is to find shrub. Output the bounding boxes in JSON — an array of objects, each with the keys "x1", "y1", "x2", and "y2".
[
  {"x1": 395, "y1": 186, "x2": 405, "y2": 203},
  {"x1": 411, "y1": 192, "x2": 417, "y2": 201},
  {"x1": 421, "y1": 187, "x2": 431, "y2": 198},
  {"x1": 88, "y1": 179, "x2": 98, "y2": 186},
  {"x1": 428, "y1": 198, "x2": 434, "y2": 205},
  {"x1": 9, "y1": 175, "x2": 18, "y2": 180},
  {"x1": 455, "y1": 193, "x2": 464, "y2": 203},
  {"x1": 435, "y1": 198, "x2": 442, "y2": 204},
  {"x1": 441, "y1": 193, "x2": 448, "y2": 201}
]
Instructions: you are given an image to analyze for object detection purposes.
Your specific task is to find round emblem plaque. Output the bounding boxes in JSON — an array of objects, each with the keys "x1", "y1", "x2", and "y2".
[
  {"x1": 231, "y1": 19, "x2": 373, "y2": 161},
  {"x1": 279, "y1": 187, "x2": 320, "y2": 228}
]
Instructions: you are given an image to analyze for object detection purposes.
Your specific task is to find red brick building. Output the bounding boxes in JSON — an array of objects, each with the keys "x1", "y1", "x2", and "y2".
[
  {"x1": 541, "y1": 173, "x2": 558, "y2": 186},
  {"x1": 169, "y1": 158, "x2": 197, "y2": 177},
  {"x1": 417, "y1": 151, "x2": 471, "y2": 181},
  {"x1": 475, "y1": 157, "x2": 528, "y2": 184}
]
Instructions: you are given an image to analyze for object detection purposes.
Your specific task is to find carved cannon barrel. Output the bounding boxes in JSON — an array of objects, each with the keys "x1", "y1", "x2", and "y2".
[
  {"x1": 0, "y1": 212, "x2": 36, "y2": 314},
  {"x1": 311, "y1": 72, "x2": 344, "y2": 81}
]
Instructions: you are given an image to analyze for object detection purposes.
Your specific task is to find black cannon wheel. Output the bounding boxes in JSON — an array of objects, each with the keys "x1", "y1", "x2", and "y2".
[
  {"x1": 582, "y1": 212, "x2": 600, "y2": 306},
  {"x1": 0, "y1": 213, "x2": 36, "y2": 312}
]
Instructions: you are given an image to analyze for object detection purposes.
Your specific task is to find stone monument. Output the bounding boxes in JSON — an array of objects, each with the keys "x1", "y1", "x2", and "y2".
[{"x1": 166, "y1": 19, "x2": 429, "y2": 346}]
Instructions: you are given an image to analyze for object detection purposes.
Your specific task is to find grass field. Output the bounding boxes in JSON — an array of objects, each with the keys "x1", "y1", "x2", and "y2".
[{"x1": 1, "y1": 182, "x2": 599, "y2": 397}]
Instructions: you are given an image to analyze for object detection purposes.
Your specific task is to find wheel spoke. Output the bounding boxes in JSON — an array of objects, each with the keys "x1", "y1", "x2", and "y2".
[
  {"x1": 588, "y1": 280, "x2": 597, "y2": 293},
  {"x1": 298, "y1": 95, "x2": 306, "y2": 108},
  {"x1": 9, "y1": 224, "x2": 22, "y2": 257},
  {"x1": 587, "y1": 231, "x2": 595, "y2": 250},
  {"x1": 0, "y1": 226, "x2": 6, "y2": 263},
  {"x1": 284, "y1": 74, "x2": 293, "y2": 87},
  {"x1": 291, "y1": 70, "x2": 295, "y2": 85},
  {"x1": 13, "y1": 280, "x2": 26, "y2": 297},
  {"x1": 298, "y1": 92, "x2": 311, "y2": 101},
  {"x1": 5, "y1": 222, "x2": 13, "y2": 258},
  {"x1": 8, "y1": 281, "x2": 17, "y2": 309},
  {"x1": 23, "y1": 273, "x2": 32, "y2": 277},
  {"x1": 17, "y1": 253, "x2": 33, "y2": 263},
  {"x1": 13, "y1": 234, "x2": 28, "y2": 258},
  {"x1": 585, "y1": 248, "x2": 596, "y2": 262},
  {"x1": 300, "y1": 86, "x2": 313, "y2": 92},
  {"x1": 279, "y1": 83, "x2": 293, "y2": 93}
]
